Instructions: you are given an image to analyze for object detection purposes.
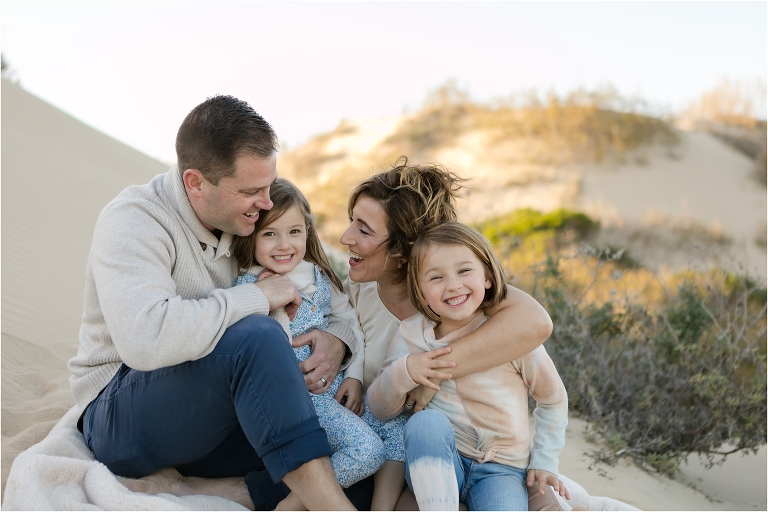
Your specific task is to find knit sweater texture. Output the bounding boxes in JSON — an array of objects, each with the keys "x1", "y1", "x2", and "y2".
[
  {"x1": 68, "y1": 167, "x2": 357, "y2": 412},
  {"x1": 367, "y1": 313, "x2": 568, "y2": 475}
]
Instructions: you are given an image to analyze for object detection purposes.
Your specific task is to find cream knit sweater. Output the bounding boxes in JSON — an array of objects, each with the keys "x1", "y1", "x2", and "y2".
[{"x1": 68, "y1": 167, "x2": 356, "y2": 412}]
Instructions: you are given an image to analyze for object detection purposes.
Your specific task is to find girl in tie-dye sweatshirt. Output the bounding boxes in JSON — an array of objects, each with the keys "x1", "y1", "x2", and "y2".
[{"x1": 367, "y1": 222, "x2": 570, "y2": 511}]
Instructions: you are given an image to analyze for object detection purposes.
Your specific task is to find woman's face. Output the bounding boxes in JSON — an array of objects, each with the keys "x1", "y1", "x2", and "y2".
[{"x1": 339, "y1": 195, "x2": 396, "y2": 283}]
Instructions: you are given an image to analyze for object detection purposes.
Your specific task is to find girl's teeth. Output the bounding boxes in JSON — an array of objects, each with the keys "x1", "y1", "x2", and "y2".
[
  {"x1": 446, "y1": 295, "x2": 468, "y2": 306},
  {"x1": 273, "y1": 255, "x2": 292, "y2": 261}
]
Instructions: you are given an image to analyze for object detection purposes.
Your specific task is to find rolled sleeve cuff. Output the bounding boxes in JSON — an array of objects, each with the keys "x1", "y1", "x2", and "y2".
[{"x1": 255, "y1": 416, "x2": 333, "y2": 483}]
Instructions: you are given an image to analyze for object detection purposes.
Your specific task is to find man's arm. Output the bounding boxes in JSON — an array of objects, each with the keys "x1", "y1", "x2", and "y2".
[{"x1": 91, "y1": 201, "x2": 272, "y2": 371}]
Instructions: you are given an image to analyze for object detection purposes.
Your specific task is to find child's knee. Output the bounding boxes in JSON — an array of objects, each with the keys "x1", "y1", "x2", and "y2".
[{"x1": 404, "y1": 410, "x2": 453, "y2": 448}]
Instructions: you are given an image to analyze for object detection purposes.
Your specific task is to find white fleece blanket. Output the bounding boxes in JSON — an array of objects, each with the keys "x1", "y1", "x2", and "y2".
[
  {"x1": 2, "y1": 406, "x2": 247, "y2": 511},
  {"x1": 3, "y1": 407, "x2": 639, "y2": 511}
]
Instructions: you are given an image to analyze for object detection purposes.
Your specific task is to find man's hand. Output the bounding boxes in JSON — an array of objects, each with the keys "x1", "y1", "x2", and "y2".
[
  {"x1": 526, "y1": 469, "x2": 570, "y2": 500},
  {"x1": 406, "y1": 383, "x2": 439, "y2": 413},
  {"x1": 405, "y1": 347, "x2": 455, "y2": 389},
  {"x1": 335, "y1": 378, "x2": 365, "y2": 416},
  {"x1": 253, "y1": 274, "x2": 301, "y2": 320},
  {"x1": 292, "y1": 330, "x2": 346, "y2": 393}
]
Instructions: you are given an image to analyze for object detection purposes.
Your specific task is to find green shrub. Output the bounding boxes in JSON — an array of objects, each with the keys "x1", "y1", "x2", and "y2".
[
  {"x1": 476, "y1": 208, "x2": 599, "y2": 245},
  {"x1": 531, "y1": 248, "x2": 767, "y2": 473}
]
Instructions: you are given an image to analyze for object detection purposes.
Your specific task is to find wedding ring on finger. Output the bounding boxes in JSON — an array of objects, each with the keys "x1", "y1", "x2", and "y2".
[
  {"x1": 405, "y1": 401, "x2": 415, "y2": 409},
  {"x1": 320, "y1": 376, "x2": 328, "y2": 387}
]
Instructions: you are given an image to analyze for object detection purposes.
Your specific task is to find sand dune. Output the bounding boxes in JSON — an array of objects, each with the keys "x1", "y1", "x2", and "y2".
[
  {"x1": 1, "y1": 79, "x2": 166, "y2": 497},
  {"x1": 1, "y1": 80, "x2": 765, "y2": 509}
]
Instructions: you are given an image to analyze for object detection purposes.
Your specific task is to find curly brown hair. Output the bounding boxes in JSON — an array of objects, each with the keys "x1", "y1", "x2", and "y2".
[{"x1": 347, "y1": 156, "x2": 466, "y2": 285}]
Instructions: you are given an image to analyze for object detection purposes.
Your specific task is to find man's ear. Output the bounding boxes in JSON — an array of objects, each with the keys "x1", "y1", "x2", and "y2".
[{"x1": 182, "y1": 169, "x2": 205, "y2": 199}]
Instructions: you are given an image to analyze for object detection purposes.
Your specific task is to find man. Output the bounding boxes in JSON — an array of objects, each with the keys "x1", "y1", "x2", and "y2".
[{"x1": 68, "y1": 95, "x2": 359, "y2": 510}]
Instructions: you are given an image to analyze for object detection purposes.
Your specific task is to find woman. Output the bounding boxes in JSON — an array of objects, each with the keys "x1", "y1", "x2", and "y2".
[{"x1": 340, "y1": 157, "x2": 553, "y2": 509}]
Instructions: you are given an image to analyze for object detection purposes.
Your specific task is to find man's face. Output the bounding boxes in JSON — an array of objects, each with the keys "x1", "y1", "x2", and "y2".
[{"x1": 195, "y1": 153, "x2": 277, "y2": 237}]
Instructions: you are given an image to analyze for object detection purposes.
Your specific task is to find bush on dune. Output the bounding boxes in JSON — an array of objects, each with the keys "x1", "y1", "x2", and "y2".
[{"x1": 523, "y1": 242, "x2": 767, "y2": 476}]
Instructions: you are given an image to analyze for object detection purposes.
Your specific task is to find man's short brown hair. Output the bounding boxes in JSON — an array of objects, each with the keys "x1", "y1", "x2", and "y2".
[{"x1": 176, "y1": 95, "x2": 279, "y2": 185}]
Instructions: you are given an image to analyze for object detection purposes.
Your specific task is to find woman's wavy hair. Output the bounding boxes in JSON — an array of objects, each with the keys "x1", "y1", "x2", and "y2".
[
  {"x1": 347, "y1": 156, "x2": 466, "y2": 285},
  {"x1": 407, "y1": 222, "x2": 508, "y2": 323},
  {"x1": 232, "y1": 178, "x2": 343, "y2": 291}
]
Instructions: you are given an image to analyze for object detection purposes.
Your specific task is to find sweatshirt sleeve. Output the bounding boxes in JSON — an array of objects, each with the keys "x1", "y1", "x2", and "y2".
[
  {"x1": 366, "y1": 327, "x2": 419, "y2": 421},
  {"x1": 515, "y1": 346, "x2": 569, "y2": 475},
  {"x1": 328, "y1": 284, "x2": 365, "y2": 383},
  {"x1": 91, "y1": 200, "x2": 269, "y2": 371}
]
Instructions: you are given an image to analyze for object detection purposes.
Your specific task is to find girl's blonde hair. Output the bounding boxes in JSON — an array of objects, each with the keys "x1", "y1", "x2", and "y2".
[
  {"x1": 407, "y1": 222, "x2": 508, "y2": 323},
  {"x1": 232, "y1": 178, "x2": 343, "y2": 291},
  {"x1": 347, "y1": 156, "x2": 466, "y2": 286}
]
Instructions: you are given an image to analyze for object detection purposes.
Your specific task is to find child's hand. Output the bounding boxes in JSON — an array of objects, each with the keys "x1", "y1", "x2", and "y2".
[
  {"x1": 526, "y1": 469, "x2": 570, "y2": 500},
  {"x1": 335, "y1": 378, "x2": 365, "y2": 416},
  {"x1": 405, "y1": 347, "x2": 455, "y2": 390},
  {"x1": 257, "y1": 268, "x2": 278, "y2": 280}
]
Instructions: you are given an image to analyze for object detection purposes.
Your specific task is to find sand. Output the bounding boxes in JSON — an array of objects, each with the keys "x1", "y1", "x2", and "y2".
[{"x1": 2, "y1": 79, "x2": 766, "y2": 509}]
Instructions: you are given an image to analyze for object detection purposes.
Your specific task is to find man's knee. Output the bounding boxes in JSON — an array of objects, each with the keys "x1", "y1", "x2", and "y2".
[{"x1": 214, "y1": 315, "x2": 290, "y2": 360}]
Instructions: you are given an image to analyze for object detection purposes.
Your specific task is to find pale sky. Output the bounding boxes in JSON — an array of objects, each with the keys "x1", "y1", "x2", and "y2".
[{"x1": 2, "y1": 1, "x2": 766, "y2": 164}]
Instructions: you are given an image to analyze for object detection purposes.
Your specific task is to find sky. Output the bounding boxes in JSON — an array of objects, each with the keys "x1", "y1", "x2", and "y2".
[{"x1": 2, "y1": 1, "x2": 766, "y2": 164}]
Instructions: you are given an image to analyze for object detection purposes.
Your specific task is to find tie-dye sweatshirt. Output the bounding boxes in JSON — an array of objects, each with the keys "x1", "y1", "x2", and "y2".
[{"x1": 367, "y1": 313, "x2": 568, "y2": 475}]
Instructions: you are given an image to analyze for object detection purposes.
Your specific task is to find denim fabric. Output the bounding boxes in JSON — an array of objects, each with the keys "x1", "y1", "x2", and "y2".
[
  {"x1": 404, "y1": 410, "x2": 528, "y2": 511},
  {"x1": 82, "y1": 315, "x2": 333, "y2": 508}
]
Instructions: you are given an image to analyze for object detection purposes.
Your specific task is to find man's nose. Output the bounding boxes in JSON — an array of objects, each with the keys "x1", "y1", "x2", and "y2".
[{"x1": 256, "y1": 193, "x2": 273, "y2": 210}]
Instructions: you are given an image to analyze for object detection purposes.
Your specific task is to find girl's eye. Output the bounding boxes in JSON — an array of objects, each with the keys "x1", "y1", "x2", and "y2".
[
  {"x1": 429, "y1": 275, "x2": 442, "y2": 281},
  {"x1": 290, "y1": 229, "x2": 302, "y2": 235},
  {"x1": 262, "y1": 231, "x2": 275, "y2": 237},
  {"x1": 458, "y1": 268, "x2": 471, "y2": 274}
]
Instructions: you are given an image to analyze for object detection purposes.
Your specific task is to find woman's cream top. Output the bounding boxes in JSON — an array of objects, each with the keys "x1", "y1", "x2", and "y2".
[{"x1": 343, "y1": 279, "x2": 402, "y2": 391}]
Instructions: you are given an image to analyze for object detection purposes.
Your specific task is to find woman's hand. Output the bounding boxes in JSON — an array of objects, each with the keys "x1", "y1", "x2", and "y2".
[
  {"x1": 335, "y1": 378, "x2": 365, "y2": 416},
  {"x1": 292, "y1": 330, "x2": 346, "y2": 393},
  {"x1": 406, "y1": 383, "x2": 439, "y2": 413},
  {"x1": 405, "y1": 347, "x2": 455, "y2": 390},
  {"x1": 526, "y1": 469, "x2": 570, "y2": 500}
]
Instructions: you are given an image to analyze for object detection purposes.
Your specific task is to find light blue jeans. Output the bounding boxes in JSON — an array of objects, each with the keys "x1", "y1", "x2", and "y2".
[{"x1": 403, "y1": 410, "x2": 528, "y2": 511}]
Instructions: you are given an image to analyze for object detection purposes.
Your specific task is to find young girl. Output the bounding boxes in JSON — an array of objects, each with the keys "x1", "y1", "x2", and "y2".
[
  {"x1": 233, "y1": 178, "x2": 385, "y2": 508},
  {"x1": 366, "y1": 222, "x2": 570, "y2": 511}
]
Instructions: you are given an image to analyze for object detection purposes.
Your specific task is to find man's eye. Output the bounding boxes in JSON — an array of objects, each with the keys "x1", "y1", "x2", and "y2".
[{"x1": 359, "y1": 228, "x2": 370, "y2": 236}]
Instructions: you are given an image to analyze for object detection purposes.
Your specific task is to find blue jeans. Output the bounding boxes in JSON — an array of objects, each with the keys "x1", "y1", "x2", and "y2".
[
  {"x1": 403, "y1": 410, "x2": 528, "y2": 511},
  {"x1": 82, "y1": 315, "x2": 372, "y2": 510}
]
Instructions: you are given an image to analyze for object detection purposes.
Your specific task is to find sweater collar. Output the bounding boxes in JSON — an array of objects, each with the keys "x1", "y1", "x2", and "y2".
[{"x1": 164, "y1": 166, "x2": 234, "y2": 256}]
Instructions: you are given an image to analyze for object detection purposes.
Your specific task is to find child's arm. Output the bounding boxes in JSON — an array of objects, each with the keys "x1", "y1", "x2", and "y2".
[
  {"x1": 517, "y1": 346, "x2": 569, "y2": 494},
  {"x1": 366, "y1": 319, "x2": 454, "y2": 420},
  {"x1": 327, "y1": 285, "x2": 365, "y2": 384}
]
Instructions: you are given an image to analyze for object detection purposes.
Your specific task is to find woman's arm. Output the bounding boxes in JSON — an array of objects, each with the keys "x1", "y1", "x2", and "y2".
[{"x1": 432, "y1": 284, "x2": 552, "y2": 378}]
